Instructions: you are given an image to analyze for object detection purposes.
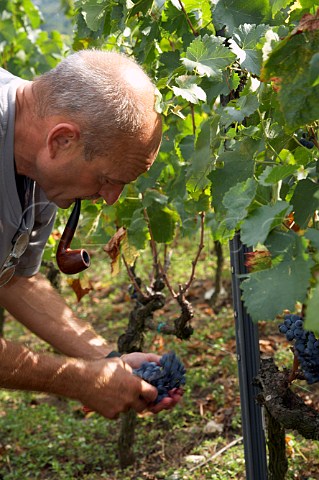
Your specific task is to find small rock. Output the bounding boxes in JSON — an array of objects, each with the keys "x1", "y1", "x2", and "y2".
[
  {"x1": 184, "y1": 454, "x2": 206, "y2": 466},
  {"x1": 167, "y1": 473, "x2": 181, "y2": 480},
  {"x1": 203, "y1": 419, "x2": 224, "y2": 435}
]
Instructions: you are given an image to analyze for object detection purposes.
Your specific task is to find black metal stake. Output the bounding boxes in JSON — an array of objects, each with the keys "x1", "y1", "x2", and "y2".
[{"x1": 229, "y1": 232, "x2": 268, "y2": 479}]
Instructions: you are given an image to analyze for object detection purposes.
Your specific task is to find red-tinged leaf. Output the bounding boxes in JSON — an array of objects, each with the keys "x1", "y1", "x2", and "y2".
[
  {"x1": 70, "y1": 278, "x2": 93, "y2": 302},
  {"x1": 292, "y1": 8, "x2": 319, "y2": 35},
  {"x1": 103, "y1": 227, "x2": 127, "y2": 273},
  {"x1": 283, "y1": 212, "x2": 301, "y2": 232},
  {"x1": 244, "y1": 250, "x2": 272, "y2": 272}
]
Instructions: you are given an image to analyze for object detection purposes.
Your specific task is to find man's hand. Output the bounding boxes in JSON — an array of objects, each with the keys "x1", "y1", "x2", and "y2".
[
  {"x1": 121, "y1": 352, "x2": 184, "y2": 413},
  {"x1": 75, "y1": 356, "x2": 159, "y2": 418}
]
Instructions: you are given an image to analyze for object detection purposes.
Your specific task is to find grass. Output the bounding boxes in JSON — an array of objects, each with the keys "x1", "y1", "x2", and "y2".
[{"x1": 1, "y1": 236, "x2": 319, "y2": 479}]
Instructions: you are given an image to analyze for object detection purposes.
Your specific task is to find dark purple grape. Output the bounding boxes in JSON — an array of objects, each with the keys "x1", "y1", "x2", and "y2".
[
  {"x1": 133, "y1": 352, "x2": 186, "y2": 403},
  {"x1": 278, "y1": 314, "x2": 319, "y2": 385},
  {"x1": 300, "y1": 138, "x2": 314, "y2": 149}
]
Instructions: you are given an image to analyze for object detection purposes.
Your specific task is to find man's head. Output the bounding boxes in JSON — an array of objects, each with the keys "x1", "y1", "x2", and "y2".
[{"x1": 17, "y1": 50, "x2": 162, "y2": 208}]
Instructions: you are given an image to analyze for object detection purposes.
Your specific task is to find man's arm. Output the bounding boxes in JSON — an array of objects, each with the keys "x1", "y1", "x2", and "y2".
[
  {"x1": 0, "y1": 337, "x2": 158, "y2": 418},
  {"x1": 0, "y1": 273, "x2": 110, "y2": 359},
  {"x1": 0, "y1": 273, "x2": 183, "y2": 415}
]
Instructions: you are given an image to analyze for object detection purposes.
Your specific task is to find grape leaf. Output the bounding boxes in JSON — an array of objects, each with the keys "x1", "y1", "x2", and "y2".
[
  {"x1": 222, "y1": 178, "x2": 257, "y2": 230},
  {"x1": 147, "y1": 205, "x2": 180, "y2": 243},
  {"x1": 241, "y1": 238, "x2": 314, "y2": 321},
  {"x1": 142, "y1": 190, "x2": 168, "y2": 208},
  {"x1": 304, "y1": 283, "x2": 319, "y2": 335},
  {"x1": 116, "y1": 198, "x2": 143, "y2": 227},
  {"x1": 77, "y1": 0, "x2": 108, "y2": 31},
  {"x1": 173, "y1": 75, "x2": 207, "y2": 104},
  {"x1": 221, "y1": 93, "x2": 259, "y2": 128},
  {"x1": 261, "y1": 29, "x2": 319, "y2": 130},
  {"x1": 265, "y1": 229, "x2": 297, "y2": 258},
  {"x1": 258, "y1": 164, "x2": 298, "y2": 185},
  {"x1": 229, "y1": 24, "x2": 270, "y2": 75},
  {"x1": 305, "y1": 228, "x2": 319, "y2": 250},
  {"x1": 240, "y1": 201, "x2": 291, "y2": 247},
  {"x1": 309, "y1": 52, "x2": 319, "y2": 87},
  {"x1": 209, "y1": 138, "x2": 260, "y2": 214},
  {"x1": 212, "y1": 0, "x2": 271, "y2": 35},
  {"x1": 181, "y1": 35, "x2": 236, "y2": 79},
  {"x1": 127, "y1": 209, "x2": 149, "y2": 250},
  {"x1": 271, "y1": 0, "x2": 294, "y2": 17},
  {"x1": 186, "y1": 119, "x2": 213, "y2": 192},
  {"x1": 290, "y1": 178, "x2": 319, "y2": 229},
  {"x1": 179, "y1": 0, "x2": 212, "y2": 29}
]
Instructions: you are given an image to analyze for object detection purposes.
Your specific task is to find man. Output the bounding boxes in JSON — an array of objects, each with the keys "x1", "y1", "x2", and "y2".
[{"x1": 0, "y1": 49, "x2": 181, "y2": 419}]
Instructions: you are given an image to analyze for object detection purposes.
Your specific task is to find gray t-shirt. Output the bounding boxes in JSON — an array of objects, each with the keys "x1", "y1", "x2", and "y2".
[{"x1": 0, "y1": 67, "x2": 57, "y2": 277}]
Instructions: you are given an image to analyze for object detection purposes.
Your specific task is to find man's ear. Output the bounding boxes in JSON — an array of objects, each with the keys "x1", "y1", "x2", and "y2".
[{"x1": 47, "y1": 123, "x2": 80, "y2": 158}]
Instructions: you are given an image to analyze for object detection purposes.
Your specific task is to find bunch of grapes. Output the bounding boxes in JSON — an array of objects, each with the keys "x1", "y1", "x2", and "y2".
[
  {"x1": 133, "y1": 352, "x2": 186, "y2": 403},
  {"x1": 278, "y1": 314, "x2": 319, "y2": 384}
]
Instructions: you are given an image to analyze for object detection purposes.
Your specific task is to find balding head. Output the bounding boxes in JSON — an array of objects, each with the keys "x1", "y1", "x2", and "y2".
[{"x1": 32, "y1": 49, "x2": 162, "y2": 160}]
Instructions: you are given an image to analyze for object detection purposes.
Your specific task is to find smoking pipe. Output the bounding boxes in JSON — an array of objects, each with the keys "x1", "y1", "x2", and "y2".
[{"x1": 56, "y1": 199, "x2": 91, "y2": 274}]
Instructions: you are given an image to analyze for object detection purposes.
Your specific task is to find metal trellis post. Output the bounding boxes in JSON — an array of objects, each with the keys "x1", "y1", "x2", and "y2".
[{"x1": 229, "y1": 232, "x2": 268, "y2": 480}]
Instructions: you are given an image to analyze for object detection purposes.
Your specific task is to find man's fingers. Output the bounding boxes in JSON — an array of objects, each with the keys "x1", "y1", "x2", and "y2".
[{"x1": 139, "y1": 378, "x2": 158, "y2": 404}]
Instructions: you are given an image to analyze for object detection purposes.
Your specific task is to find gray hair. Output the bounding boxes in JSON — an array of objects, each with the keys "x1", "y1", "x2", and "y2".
[{"x1": 32, "y1": 50, "x2": 157, "y2": 160}]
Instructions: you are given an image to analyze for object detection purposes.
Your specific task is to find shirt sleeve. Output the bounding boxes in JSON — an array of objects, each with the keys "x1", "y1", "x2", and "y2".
[{"x1": 15, "y1": 188, "x2": 57, "y2": 277}]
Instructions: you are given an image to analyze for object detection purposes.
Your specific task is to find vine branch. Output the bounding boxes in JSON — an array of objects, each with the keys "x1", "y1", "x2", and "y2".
[
  {"x1": 254, "y1": 357, "x2": 319, "y2": 440},
  {"x1": 183, "y1": 211, "x2": 205, "y2": 293},
  {"x1": 177, "y1": 0, "x2": 199, "y2": 37}
]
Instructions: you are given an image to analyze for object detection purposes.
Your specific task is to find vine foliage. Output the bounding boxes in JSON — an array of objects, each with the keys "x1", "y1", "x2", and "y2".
[{"x1": 69, "y1": 0, "x2": 319, "y2": 333}]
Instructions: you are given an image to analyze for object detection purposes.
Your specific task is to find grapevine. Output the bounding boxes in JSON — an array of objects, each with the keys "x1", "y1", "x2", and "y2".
[
  {"x1": 133, "y1": 352, "x2": 186, "y2": 403},
  {"x1": 278, "y1": 314, "x2": 319, "y2": 384}
]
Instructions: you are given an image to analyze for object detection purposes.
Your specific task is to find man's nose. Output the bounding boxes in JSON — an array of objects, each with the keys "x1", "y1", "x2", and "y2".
[{"x1": 99, "y1": 184, "x2": 124, "y2": 205}]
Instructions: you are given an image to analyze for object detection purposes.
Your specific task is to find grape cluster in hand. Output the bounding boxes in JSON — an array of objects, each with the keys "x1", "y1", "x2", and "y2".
[
  {"x1": 278, "y1": 314, "x2": 319, "y2": 384},
  {"x1": 133, "y1": 352, "x2": 186, "y2": 403}
]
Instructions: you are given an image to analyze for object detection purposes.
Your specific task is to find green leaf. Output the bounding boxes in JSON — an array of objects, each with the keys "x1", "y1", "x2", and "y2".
[
  {"x1": 213, "y1": 0, "x2": 271, "y2": 35},
  {"x1": 304, "y1": 283, "x2": 319, "y2": 335},
  {"x1": 265, "y1": 229, "x2": 297, "y2": 258},
  {"x1": 258, "y1": 164, "x2": 298, "y2": 185},
  {"x1": 172, "y1": 75, "x2": 207, "y2": 104},
  {"x1": 305, "y1": 228, "x2": 319, "y2": 251},
  {"x1": 262, "y1": 30, "x2": 319, "y2": 130},
  {"x1": 186, "y1": 119, "x2": 213, "y2": 192},
  {"x1": 309, "y1": 52, "x2": 319, "y2": 87},
  {"x1": 128, "y1": 0, "x2": 153, "y2": 17},
  {"x1": 230, "y1": 24, "x2": 270, "y2": 75},
  {"x1": 116, "y1": 197, "x2": 143, "y2": 227},
  {"x1": 147, "y1": 205, "x2": 179, "y2": 243},
  {"x1": 221, "y1": 93, "x2": 259, "y2": 128},
  {"x1": 181, "y1": 34, "x2": 236, "y2": 79},
  {"x1": 77, "y1": 0, "x2": 108, "y2": 31},
  {"x1": 135, "y1": 161, "x2": 166, "y2": 193},
  {"x1": 241, "y1": 236, "x2": 314, "y2": 321},
  {"x1": 182, "y1": 0, "x2": 212, "y2": 27},
  {"x1": 290, "y1": 178, "x2": 319, "y2": 229},
  {"x1": 270, "y1": 0, "x2": 294, "y2": 17},
  {"x1": 23, "y1": 0, "x2": 42, "y2": 29},
  {"x1": 240, "y1": 201, "x2": 291, "y2": 247},
  {"x1": 127, "y1": 209, "x2": 149, "y2": 250},
  {"x1": 209, "y1": 138, "x2": 258, "y2": 214},
  {"x1": 142, "y1": 190, "x2": 168, "y2": 208},
  {"x1": 222, "y1": 178, "x2": 257, "y2": 230}
]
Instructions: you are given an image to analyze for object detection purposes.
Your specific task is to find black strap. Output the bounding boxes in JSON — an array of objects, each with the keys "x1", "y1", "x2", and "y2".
[{"x1": 105, "y1": 351, "x2": 121, "y2": 358}]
